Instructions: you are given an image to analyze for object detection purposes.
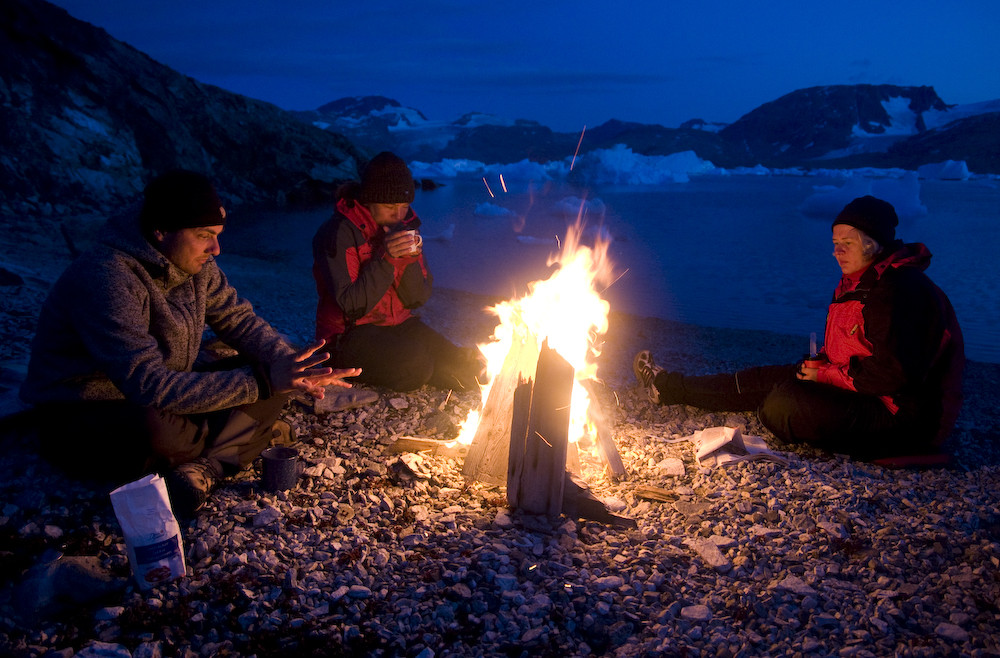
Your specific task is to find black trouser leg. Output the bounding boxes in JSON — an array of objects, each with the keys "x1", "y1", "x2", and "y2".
[
  {"x1": 334, "y1": 318, "x2": 480, "y2": 391},
  {"x1": 759, "y1": 379, "x2": 923, "y2": 459},
  {"x1": 335, "y1": 321, "x2": 434, "y2": 391},
  {"x1": 655, "y1": 364, "x2": 795, "y2": 411}
]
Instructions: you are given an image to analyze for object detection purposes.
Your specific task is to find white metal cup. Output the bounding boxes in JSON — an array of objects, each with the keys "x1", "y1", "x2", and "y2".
[{"x1": 398, "y1": 229, "x2": 422, "y2": 254}]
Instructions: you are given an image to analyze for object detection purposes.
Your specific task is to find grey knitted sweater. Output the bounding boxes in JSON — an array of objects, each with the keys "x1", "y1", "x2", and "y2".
[{"x1": 20, "y1": 213, "x2": 295, "y2": 414}]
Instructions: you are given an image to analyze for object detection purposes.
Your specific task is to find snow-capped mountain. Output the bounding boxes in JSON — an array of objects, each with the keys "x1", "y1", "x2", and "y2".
[
  {"x1": 307, "y1": 88, "x2": 999, "y2": 174},
  {"x1": 292, "y1": 100, "x2": 522, "y2": 163}
]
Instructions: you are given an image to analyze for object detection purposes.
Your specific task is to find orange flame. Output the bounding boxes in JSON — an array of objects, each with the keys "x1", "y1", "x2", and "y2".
[{"x1": 455, "y1": 213, "x2": 615, "y2": 446}]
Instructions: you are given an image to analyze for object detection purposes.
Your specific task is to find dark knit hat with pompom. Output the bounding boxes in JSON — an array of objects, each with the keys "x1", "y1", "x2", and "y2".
[
  {"x1": 140, "y1": 170, "x2": 226, "y2": 235},
  {"x1": 832, "y1": 195, "x2": 898, "y2": 247},
  {"x1": 357, "y1": 152, "x2": 415, "y2": 204}
]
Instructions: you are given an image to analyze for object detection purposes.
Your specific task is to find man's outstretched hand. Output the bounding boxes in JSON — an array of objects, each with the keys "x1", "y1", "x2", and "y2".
[{"x1": 270, "y1": 339, "x2": 361, "y2": 399}]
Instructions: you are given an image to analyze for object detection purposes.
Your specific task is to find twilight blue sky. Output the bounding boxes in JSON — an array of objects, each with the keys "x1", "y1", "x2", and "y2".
[{"x1": 48, "y1": 0, "x2": 1000, "y2": 132}]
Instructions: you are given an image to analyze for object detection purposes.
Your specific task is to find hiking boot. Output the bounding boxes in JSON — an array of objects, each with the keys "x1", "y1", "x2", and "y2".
[
  {"x1": 165, "y1": 457, "x2": 222, "y2": 518},
  {"x1": 633, "y1": 350, "x2": 664, "y2": 404}
]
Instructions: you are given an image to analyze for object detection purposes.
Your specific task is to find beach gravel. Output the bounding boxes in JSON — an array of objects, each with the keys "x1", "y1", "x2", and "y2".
[{"x1": 1, "y1": 213, "x2": 999, "y2": 657}]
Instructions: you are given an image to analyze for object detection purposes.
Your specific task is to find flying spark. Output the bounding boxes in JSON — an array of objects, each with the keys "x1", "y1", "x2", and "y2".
[{"x1": 570, "y1": 125, "x2": 586, "y2": 171}]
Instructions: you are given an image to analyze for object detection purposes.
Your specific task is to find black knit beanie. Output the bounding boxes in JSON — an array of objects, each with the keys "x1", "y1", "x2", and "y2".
[
  {"x1": 832, "y1": 195, "x2": 898, "y2": 247},
  {"x1": 139, "y1": 170, "x2": 226, "y2": 235},
  {"x1": 357, "y1": 152, "x2": 415, "y2": 204}
]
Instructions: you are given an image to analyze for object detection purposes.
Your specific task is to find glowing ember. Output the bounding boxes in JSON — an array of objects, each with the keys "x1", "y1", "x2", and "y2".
[
  {"x1": 456, "y1": 215, "x2": 616, "y2": 449},
  {"x1": 570, "y1": 124, "x2": 587, "y2": 171}
]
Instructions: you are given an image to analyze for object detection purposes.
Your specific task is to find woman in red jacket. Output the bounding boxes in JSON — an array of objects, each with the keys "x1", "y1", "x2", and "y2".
[
  {"x1": 312, "y1": 152, "x2": 485, "y2": 392},
  {"x1": 634, "y1": 195, "x2": 964, "y2": 461}
]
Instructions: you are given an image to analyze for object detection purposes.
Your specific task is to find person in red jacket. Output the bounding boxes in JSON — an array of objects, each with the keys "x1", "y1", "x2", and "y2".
[
  {"x1": 634, "y1": 195, "x2": 965, "y2": 461},
  {"x1": 312, "y1": 152, "x2": 485, "y2": 392}
]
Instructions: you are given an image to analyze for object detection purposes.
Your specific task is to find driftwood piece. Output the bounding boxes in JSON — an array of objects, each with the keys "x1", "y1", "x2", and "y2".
[
  {"x1": 633, "y1": 486, "x2": 680, "y2": 503},
  {"x1": 462, "y1": 330, "x2": 539, "y2": 486},
  {"x1": 384, "y1": 436, "x2": 468, "y2": 459},
  {"x1": 507, "y1": 341, "x2": 574, "y2": 517},
  {"x1": 580, "y1": 379, "x2": 626, "y2": 480}
]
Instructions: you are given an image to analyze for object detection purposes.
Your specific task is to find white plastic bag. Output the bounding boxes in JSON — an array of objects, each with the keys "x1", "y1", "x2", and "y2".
[{"x1": 109, "y1": 474, "x2": 186, "y2": 589}]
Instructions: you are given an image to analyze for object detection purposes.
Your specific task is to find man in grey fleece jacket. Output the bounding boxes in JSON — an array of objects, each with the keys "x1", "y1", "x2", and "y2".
[{"x1": 20, "y1": 170, "x2": 360, "y2": 516}]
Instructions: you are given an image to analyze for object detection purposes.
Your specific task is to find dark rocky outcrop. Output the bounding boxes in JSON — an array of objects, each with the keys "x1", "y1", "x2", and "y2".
[
  {"x1": 439, "y1": 120, "x2": 577, "y2": 163},
  {"x1": 581, "y1": 120, "x2": 742, "y2": 167},
  {"x1": 0, "y1": 0, "x2": 366, "y2": 216}
]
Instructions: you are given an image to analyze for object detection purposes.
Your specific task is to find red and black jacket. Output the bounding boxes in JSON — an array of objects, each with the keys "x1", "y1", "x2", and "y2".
[
  {"x1": 312, "y1": 193, "x2": 432, "y2": 341},
  {"x1": 816, "y1": 242, "x2": 964, "y2": 445}
]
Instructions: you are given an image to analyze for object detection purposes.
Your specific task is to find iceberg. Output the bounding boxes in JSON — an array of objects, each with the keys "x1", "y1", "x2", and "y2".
[
  {"x1": 474, "y1": 202, "x2": 514, "y2": 217},
  {"x1": 799, "y1": 171, "x2": 927, "y2": 220},
  {"x1": 554, "y1": 196, "x2": 606, "y2": 218},
  {"x1": 570, "y1": 145, "x2": 717, "y2": 185},
  {"x1": 917, "y1": 160, "x2": 970, "y2": 181}
]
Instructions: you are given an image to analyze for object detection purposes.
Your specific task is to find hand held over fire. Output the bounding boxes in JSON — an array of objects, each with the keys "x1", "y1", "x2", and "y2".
[{"x1": 270, "y1": 340, "x2": 361, "y2": 398}]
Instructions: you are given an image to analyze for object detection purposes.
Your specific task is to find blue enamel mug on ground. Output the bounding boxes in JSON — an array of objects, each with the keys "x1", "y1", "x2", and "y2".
[{"x1": 260, "y1": 446, "x2": 303, "y2": 492}]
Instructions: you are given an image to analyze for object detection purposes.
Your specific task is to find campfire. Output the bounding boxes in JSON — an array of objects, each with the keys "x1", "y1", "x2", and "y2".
[{"x1": 455, "y1": 218, "x2": 629, "y2": 522}]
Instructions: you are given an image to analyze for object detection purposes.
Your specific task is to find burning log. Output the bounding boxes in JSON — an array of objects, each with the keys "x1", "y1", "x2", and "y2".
[
  {"x1": 461, "y1": 329, "x2": 538, "y2": 486},
  {"x1": 580, "y1": 379, "x2": 626, "y2": 480},
  {"x1": 456, "y1": 220, "x2": 629, "y2": 523},
  {"x1": 504, "y1": 342, "x2": 634, "y2": 526},
  {"x1": 506, "y1": 341, "x2": 573, "y2": 516}
]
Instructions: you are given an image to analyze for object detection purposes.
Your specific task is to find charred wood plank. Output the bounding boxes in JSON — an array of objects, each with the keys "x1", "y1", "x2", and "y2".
[
  {"x1": 462, "y1": 330, "x2": 538, "y2": 485},
  {"x1": 508, "y1": 341, "x2": 573, "y2": 517}
]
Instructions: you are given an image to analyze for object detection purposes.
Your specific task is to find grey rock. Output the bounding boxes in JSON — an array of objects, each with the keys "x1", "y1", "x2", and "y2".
[{"x1": 13, "y1": 555, "x2": 127, "y2": 623}]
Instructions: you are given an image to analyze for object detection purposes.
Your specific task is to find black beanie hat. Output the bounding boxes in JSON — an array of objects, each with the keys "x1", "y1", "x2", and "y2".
[
  {"x1": 832, "y1": 195, "x2": 898, "y2": 247},
  {"x1": 357, "y1": 152, "x2": 415, "y2": 205},
  {"x1": 139, "y1": 170, "x2": 226, "y2": 235}
]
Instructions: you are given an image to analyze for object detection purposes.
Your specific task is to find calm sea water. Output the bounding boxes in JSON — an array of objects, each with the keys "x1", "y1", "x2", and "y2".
[{"x1": 225, "y1": 174, "x2": 1000, "y2": 363}]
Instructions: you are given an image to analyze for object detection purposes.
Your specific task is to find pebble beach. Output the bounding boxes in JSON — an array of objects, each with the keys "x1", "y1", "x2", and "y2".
[{"x1": 2, "y1": 213, "x2": 1000, "y2": 657}]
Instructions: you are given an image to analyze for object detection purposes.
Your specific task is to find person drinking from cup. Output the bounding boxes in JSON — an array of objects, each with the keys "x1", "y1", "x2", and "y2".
[
  {"x1": 632, "y1": 195, "x2": 965, "y2": 462},
  {"x1": 20, "y1": 170, "x2": 361, "y2": 517},
  {"x1": 312, "y1": 151, "x2": 486, "y2": 392}
]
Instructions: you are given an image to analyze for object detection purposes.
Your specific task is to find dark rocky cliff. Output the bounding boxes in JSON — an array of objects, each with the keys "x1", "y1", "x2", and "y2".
[{"x1": 0, "y1": 0, "x2": 366, "y2": 216}]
